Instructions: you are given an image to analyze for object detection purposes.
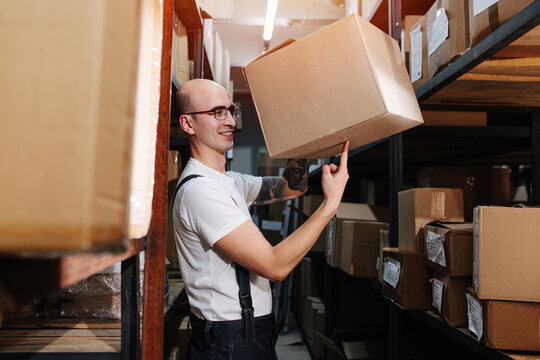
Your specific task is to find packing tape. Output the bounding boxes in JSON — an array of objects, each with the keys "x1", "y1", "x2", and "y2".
[
  {"x1": 431, "y1": 191, "x2": 446, "y2": 220},
  {"x1": 488, "y1": 3, "x2": 501, "y2": 32}
]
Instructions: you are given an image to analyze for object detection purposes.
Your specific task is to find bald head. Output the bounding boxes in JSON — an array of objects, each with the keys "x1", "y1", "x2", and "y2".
[{"x1": 176, "y1": 79, "x2": 228, "y2": 116}]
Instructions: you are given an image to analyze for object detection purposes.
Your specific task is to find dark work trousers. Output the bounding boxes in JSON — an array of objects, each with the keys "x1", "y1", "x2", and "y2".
[{"x1": 187, "y1": 313, "x2": 278, "y2": 360}]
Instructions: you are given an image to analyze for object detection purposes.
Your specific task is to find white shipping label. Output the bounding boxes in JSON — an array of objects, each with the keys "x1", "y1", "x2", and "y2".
[
  {"x1": 327, "y1": 219, "x2": 335, "y2": 257},
  {"x1": 430, "y1": 278, "x2": 444, "y2": 313},
  {"x1": 383, "y1": 258, "x2": 401, "y2": 288},
  {"x1": 473, "y1": 0, "x2": 499, "y2": 17},
  {"x1": 429, "y1": 9, "x2": 449, "y2": 56},
  {"x1": 466, "y1": 293, "x2": 484, "y2": 341},
  {"x1": 410, "y1": 25, "x2": 423, "y2": 83},
  {"x1": 426, "y1": 231, "x2": 447, "y2": 267}
]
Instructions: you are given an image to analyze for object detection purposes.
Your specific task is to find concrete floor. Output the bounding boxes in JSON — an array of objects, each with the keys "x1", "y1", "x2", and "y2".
[{"x1": 275, "y1": 314, "x2": 311, "y2": 360}]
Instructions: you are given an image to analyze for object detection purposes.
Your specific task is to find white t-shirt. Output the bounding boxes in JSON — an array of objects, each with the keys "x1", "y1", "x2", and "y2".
[{"x1": 173, "y1": 158, "x2": 272, "y2": 321}]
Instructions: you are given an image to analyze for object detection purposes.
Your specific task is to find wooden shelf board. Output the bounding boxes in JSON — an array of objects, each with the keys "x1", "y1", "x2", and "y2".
[{"x1": 174, "y1": 0, "x2": 203, "y2": 29}]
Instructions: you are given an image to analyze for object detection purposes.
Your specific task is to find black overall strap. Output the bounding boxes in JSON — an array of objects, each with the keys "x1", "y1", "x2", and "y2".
[
  {"x1": 175, "y1": 173, "x2": 255, "y2": 341},
  {"x1": 236, "y1": 263, "x2": 256, "y2": 342}
]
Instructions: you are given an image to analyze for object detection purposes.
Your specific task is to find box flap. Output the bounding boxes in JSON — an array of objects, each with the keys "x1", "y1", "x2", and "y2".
[
  {"x1": 250, "y1": 37, "x2": 296, "y2": 63},
  {"x1": 426, "y1": 220, "x2": 473, "y2": 231}
]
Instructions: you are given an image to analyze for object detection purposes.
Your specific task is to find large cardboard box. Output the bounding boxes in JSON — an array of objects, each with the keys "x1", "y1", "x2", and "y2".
[
  {"x1": 431, "y1": 273, "x2": 471, "y2": 327},
  {"x1": 426, "y1": 0, "x2": 470, "y2": 80},
  {"x1": 424, "y1": 221, "x2": 473, "y2": 276},
  {"x1": 484, "y1": 299, "x2": 540, "y2": 351},
  {"x1": 243, "y1": 14, "x2": 423, "y2": 159},
  {"x1": 382, "y1": 250, "x2": 431, "y2": 310},
  {"x1": 1, "y1": 1, "x2": 142, "y2": 252},
  {"x1": 474, "y1": 206, "x2": 540, "y2": 302},
  {"x1": 398, "y1": 188, "x2": 464, "y2": 252},
  {"x1": 340, "y1": 221, "x2": 389, "y2": 278},
  {"x1": 417, "y1": 166, "x2": 510, "y2": 221},
  {"x1": 409, "y1": 16, "x2": 429, "y2": 90},
  {"x1": 469, "y1": 0, "x2": 535, "y2": 46},
  {"x1": 327, "y1": 203, "x2": 389, "y2": 267}
]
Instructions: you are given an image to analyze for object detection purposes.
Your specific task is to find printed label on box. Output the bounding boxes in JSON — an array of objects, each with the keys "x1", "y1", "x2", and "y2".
[
  {"x1": 410, "y1": 25, "x2": 423, "y2": 83},
  {"x1": 430, "y1": 278, "x2": 444, "y2": 313},
  {"x1": 426, "y1": 231, "x2": 446, "y2": 267},
  {"x1": 383, "y1": 258, "x2": 401, "y2": 288},
  {"x1": 429, "y1": 9, "x2": 449, "y2": 56},
  {"x1": 327, "y1": 219, "x2": 335, "y2": 257},
  {"x1": 466, "y1": 293, "x2": 483, "y2": 341},
  {"x1": 473, "y1": 0, "x2": 499, "y2": 17}
]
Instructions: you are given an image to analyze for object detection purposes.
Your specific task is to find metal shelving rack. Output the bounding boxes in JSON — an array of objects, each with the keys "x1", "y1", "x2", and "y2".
[{"x1": 305, "y1": 1, "x2": 540, "y2": 359}]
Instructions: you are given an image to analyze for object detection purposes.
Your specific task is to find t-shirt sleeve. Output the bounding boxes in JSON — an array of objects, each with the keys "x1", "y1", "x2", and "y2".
[
  {"x1": 179, "y1": 178, "x2": 250, "y2": 247},
  {"x1": 227, "y1": 171, "x2": 262, "y2": 205}
]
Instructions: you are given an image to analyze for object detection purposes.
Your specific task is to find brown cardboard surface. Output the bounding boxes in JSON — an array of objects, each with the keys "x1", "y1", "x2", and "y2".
[
  {"x1": 257, "y1": 153, "x2": 287, "y2": 176},
  {"x1": 432, "y1": 273, "x2": 471, "y2": 327},
  {"x1": 410, "y1": 16, "x2": 429, "y2": 90},
  {"x1": 424, "y1": 222, "x2": 473, "y2": 276},
  {"x1": 326, "y1": 203, "x2": 389, "y2": 267},
  {"x1": 243, "y1": 14, "x2": 423, "y2": 159},
  {"x1": 474, "y1": 206, "x2": 540, "y2": 302},
  {"x1": 378, "y1": 230, "x2": 390, "y2": 283},
  {"x1": 421, "y1": 111, "x2": 487, "y2": 126},
  {"x1": 1, "y1": 1, "x2": 141, "y2": 252},
  {"x1": 340, "y1": 221, "x2": 389, "y2": 278},
  {"x1": 485, "y1": 299, "x2": 540, "y2": 351},
  {"x1": 426, "y1": 0, "x2": 470, "y2": 79},
  {"x1": 382, "y1": 250, "x2": 432, "y2": 310},
  {"x1": 398, "y1": 188, "x2": 464, "y2": 252},
  {"x1": 469, "y1": 0, "x2": 534, "y2": 46},
  {"x1": 417, "y1": 166, "x2": 510, "y2": 222}
]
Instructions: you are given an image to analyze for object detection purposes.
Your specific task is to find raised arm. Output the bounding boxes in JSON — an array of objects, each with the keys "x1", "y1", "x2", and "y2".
[
  {"x1": 215, "y1": 142, "x2": 349, "y2": 282},
  {"x1": 253, "y1": 159, "x2": 309, "y2": 205}
]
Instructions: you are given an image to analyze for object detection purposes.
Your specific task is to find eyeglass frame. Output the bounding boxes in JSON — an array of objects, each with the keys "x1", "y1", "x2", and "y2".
[{"x1": 184, "y1": 104, "x2": 241, "y2": 121}]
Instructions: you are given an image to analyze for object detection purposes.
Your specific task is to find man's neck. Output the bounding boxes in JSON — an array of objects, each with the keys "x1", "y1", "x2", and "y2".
[{"x1": 190, "y1": 146, "x2": 227, "y2": 174}]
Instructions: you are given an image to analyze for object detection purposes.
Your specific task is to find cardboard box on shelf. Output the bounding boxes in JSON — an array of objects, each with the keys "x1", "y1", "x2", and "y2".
[
  {"x1": 424, "y1": 221, "x2": 473, "y2": 276},
  {"x1": 474, "y1": 206, "x2": 540, "y2": 302},
  {"x1": 1, "y1": 1, "x2": 143, "y2": 252},
  {"x1": 302, "y1": 296, "x2": 323, "y2": 345},
  {"x1": 398, "y1": 188, "x2": 464, "y2": 252},
  {"x1": 257, "y1": 153, "x2": 287, "y2": 177},
  {"x1": 426, "y1": 0, "x2": 470, "y2": 80},
  {"x1": 316, "y1": 332, "x2": 386, "y2": 360},
  {"x1": 378, "y1": 229, "x2": 390, "y2": 283},
  {"x1": 431, "y1": 273, "x2": 471, "y2": 327},
  {"x1": 327, "y1": 203, "x2": 389, "y2": 267},
  {"x1": 417, "y1": 166, "x2": 510, "y2": 222},
  {"x1": 243, "y1": 14, "x2": 423, "y2": 159},
  {"x1": 469, "y1": 0, "x2": 535, "y2": 46},
  {"x1": 340, "y1": 221, "x2": 389, "y2": 278},
  {"x1": 484, "y1": 298, "x2": 540, "y2": 352},
  {"x1": 409, "y1": 16, "x2": 428, "y2": 90},
  {"x1": 421, "y1": 111, "x2": 487, "y2": 126},
  {"x1": 360, "y1": 179, "x2": 389, "y2": 206},
  {"x1": 382, "y1": 249, "x2": 432, "y2": 310}
]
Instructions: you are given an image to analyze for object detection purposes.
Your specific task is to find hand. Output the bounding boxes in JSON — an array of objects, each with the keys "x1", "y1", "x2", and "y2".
[{"x1": 321, "y1": 141, "x2": 349, "y2": 213}]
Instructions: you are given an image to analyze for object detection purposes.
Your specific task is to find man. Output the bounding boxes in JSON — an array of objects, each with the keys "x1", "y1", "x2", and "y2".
[{"x1": 173, "y1": 78, "x2": 348, "y2": 359}]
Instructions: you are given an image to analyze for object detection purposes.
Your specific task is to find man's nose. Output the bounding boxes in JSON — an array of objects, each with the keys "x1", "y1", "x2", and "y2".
[{"x1": 224, "y1": 110, "x2": 237, "y2": 127}]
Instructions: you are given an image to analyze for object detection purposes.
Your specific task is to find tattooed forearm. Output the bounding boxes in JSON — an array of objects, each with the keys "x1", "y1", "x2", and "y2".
[
  {"x1": 282, "y1": 159, "x2": 309, "y2": 192},
  {"x1": 253, "y1": 177, "x2": 284, "y2": 205}
]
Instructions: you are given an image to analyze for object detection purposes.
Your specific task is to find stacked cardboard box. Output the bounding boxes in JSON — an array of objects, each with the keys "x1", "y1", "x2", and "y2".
[
  {"x1": 326, "y1": 203, "x2": 389, "y2": 266},
  {"x1": 465, "y1": 206, "x2": 540, "y2": 351},
  {"x1": 425, "y1": 222, "x2": 473, "y2": 326},
  {"x1": 172, "y1": 13, "x2": 190, "y2": 84}
]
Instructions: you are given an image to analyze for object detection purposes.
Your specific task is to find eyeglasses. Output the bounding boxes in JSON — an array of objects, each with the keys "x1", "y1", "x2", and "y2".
[{"x1": 185, "y1": 105, "x2": 241, "y2": 121}]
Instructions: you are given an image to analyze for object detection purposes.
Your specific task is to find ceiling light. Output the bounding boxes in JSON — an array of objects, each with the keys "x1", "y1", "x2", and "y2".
[{"x1": 263, "y1": 0, "x2": 279, "y2": 41}]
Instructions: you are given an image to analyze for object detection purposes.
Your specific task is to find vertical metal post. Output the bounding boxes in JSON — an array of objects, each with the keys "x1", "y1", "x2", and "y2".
[
  {"x1": 121, "y1": 254, "x2": 141, "y2": 360},
  {"x1": 532, "y1": 114, "x2": 540, "y2": 203}
]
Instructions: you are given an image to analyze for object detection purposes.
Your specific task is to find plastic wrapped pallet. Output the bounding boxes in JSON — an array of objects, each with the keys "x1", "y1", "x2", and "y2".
[
  {"x1": 1, "y1": 0, "x2": 143, "y2": 252},
  {"x1": 129, "y1": 0, "x2": 164, "y2": 239}
]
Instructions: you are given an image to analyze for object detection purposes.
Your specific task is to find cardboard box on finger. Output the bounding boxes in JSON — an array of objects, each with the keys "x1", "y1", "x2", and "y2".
[{"x1": 243, "y1": 14, "x2": 423, "y2": 159}]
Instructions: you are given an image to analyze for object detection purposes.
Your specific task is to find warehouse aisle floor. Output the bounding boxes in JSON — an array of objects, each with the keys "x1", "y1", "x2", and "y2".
[{"x1": 275, "y1": 313, "x2": 311, "y2": 360}]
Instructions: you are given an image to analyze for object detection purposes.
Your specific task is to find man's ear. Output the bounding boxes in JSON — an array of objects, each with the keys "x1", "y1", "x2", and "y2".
[{"x1": 179, "y1": 115, "x2": 195, "y2": 135}]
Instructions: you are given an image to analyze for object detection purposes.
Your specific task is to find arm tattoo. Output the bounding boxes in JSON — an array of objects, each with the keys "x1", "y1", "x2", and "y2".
[
  {"x1": 253, "y1": 177, "x2": 284, "y2": 205},
  {"x1": 282, "y1": 159, "x2": 309, "y2": 192}
]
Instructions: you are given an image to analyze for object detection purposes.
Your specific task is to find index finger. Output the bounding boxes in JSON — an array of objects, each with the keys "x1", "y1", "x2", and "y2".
[{"x1": 339, "y1": 140, "x2": 349, "y2": 168}]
